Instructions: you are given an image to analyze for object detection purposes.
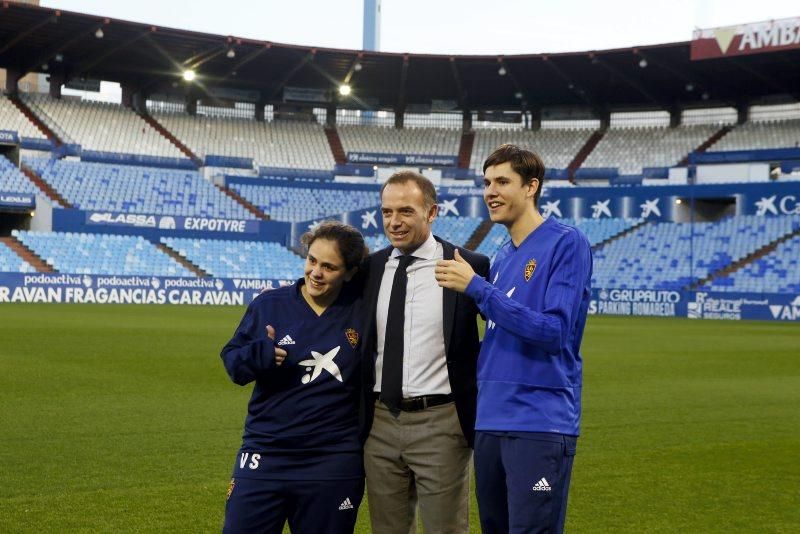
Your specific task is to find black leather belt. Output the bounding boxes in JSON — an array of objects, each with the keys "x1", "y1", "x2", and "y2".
[{"x1": 375, "y1": 393, "x2": 454, "y2": 412}]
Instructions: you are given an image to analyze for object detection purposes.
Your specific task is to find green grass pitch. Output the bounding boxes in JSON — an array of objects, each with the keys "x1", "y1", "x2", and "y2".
[{"x1": 1, "y1": 304, "x2": 798, "y2": 532}]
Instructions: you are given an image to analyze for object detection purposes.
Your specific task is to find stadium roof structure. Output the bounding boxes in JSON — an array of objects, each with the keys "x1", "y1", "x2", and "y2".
[{"x1": 1, "y1": 2, "x2": 799, "y2": 115}]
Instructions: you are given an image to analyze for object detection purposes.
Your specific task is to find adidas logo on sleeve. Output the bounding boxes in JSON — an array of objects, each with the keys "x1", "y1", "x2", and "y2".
[
  {"x1": 277, "y1": 335, "x2": 296, "y2": 346},
  {"x1": 532, "y1": 478, "x2": 552, "y2": 492},
  {"x1": 338, "y1": 497, "x2": 354, "y2": 510}
]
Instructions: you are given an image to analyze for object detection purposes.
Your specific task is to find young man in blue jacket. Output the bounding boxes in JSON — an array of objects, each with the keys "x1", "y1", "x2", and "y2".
[{"x1": 435, "y1": 144, "x2": 592, "y2": 533}]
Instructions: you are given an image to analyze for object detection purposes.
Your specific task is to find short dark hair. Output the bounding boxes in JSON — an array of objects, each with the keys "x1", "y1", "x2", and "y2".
[
  {"x1": 301, "y1": 221, "x2": 366, "y2": 271},
  {"x1": 483, "y1": 144, "x2": 546, "y2": 206},
  {"x1": 380, "y1": 171, "x2": 437, "y2": 210}
]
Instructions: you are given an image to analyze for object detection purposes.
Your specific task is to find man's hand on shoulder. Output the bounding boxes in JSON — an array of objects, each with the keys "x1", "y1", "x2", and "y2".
[{"x1": 435, "y1": 248, "x2": 477, "y2": 293}]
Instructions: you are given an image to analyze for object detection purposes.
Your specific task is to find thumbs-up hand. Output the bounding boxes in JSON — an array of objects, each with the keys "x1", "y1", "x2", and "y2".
[
  {"x1": 266, "y1": 324, "x2": 288, "y2": 366},
  {"x1": 435, "y1": 248, "x2": 476, "y2": 293}
]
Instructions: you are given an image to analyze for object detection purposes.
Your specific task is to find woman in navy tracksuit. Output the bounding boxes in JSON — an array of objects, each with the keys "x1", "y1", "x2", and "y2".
[{"x1": 221, "y1": 221, "x2": 366, "y2": 534}]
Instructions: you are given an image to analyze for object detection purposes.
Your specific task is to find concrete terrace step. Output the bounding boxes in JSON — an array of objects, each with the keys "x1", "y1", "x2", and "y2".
[{"x1": 1, "y1": 236, "x2": 56, "y2": 273}]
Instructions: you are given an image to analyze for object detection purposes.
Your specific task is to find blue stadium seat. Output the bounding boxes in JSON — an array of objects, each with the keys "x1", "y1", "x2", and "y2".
[
  {"x1": 14, "y1": 230, "x2": 192, "y2": 276},
  {"x1": 230, "y1": 183, "x2": 378, "y2": 222},
  {"x1": 161, "y1": 237, "x2": 304, "y2": 280},
  {"x1": 475, "y1": 217, "x2": 641, "y2": 262},
  {"x1": 592, "y1": 215, "x2": 800, "y2": 290},
  {"x1": 23, "y1": 158, "x2": 254, "y2": 219},
  {"x1": 0, "y1": 155, "x2": 40, "y2": 195},
  {"x1": 0, "y1": 242, "x2": 35, "y2": 273},
  {"x1": 699, "y1": 233, "x2": 800, "y2": 293},
  {"x1": 363, "y1": 216, "x2": 481, "y2": 253}
]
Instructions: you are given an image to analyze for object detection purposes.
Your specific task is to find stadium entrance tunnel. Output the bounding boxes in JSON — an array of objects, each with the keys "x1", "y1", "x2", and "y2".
[
  {"x1": 0, "y1": 144, "x2": 20, "y2": 166},
  {"x1": 0, "y1": 211, "x2": 32, "y2": 236},
  {"x1": 674, "y1": 197, "x2": 736, "y2": 223}
]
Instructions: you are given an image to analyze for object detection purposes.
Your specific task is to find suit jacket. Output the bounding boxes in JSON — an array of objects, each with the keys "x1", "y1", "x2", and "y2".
[{"x1": 359, "y1": 235, "x2": 490, "y2": 447}]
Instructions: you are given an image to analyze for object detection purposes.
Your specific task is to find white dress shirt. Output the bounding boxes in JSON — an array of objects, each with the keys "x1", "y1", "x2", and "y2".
[{"x1": 374, "y1": 232, "x2": 451, "y2": 396}]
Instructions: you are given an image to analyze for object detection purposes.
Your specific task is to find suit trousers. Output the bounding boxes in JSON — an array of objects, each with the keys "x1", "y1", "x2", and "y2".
[{"x1": 364, "y1": 399, "x2": 471, "y2": 534}]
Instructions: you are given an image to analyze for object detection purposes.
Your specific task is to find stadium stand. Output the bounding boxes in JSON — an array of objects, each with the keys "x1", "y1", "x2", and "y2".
[
  {"x1": 13, "y1": 230, "x2": 192, "y2": 276},
  {"x1": 365, "y1": 216, "x2": 483, "y2": 252},
  {"x1": 0, "y1": 94, "x2": 48, "y2": 140},
  {"x1": 229, "y1": 183, "x2": 378, "y2": 222},
  {"x1": 581, "y1": 124, "x2": 719, "y2": 174},
  {"x1": 562, "y1": 218, "x2": 643, "y2": 246},
  {"x1": 0, "y1": 241, "x2": 35, "y2": 273},
  {"x1": 592, "y1": 215, "x2": 800, "y2": 290},
  {"x1": 149, "y1": 110, "x2": 335, "y2": 170},
  {"x1": 700, "y1": 234, "x2": 800, "y2": 293},
  {"x1": 20, "y1": 94, "x2": 183, "y2": 158},
  {"x1": 0, "y1": 154, "x2": 40, "y2": 195},
  {"x1": 470, "y1": 127, "x2": 594, "y2": 173},
  {"x1": 1, "y1": 14, "x2": 799, "y2": 303},
  {"x1": 710, "y1": 119, "x2": 800, "y2": 152},
  {"x1": 474, "y1": 218, "x2": 641, "y2": 260},
  {"x1": 160, "y1": 237, "x2": 303, "y2": 280},
  {"x1": 473, "y1": 222, "x2": 510, "y2": 259},
  {"x1": 338, "y1": 125, "x2": 461, "y2": 156},
  {"x1": 364, "y1": 234, "x2": 389, "y2": 253},
  {"x1": 433, "y1": 216, "x2": 482, "y2": 247},
  {"x1": 24, "y1": 158, "x2": 255, "y2": 219}
]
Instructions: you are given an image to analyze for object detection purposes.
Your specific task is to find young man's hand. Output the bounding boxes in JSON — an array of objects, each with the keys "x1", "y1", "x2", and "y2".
[{"x1": 435, "y1": 249, "x2": 476, "y2": 293}]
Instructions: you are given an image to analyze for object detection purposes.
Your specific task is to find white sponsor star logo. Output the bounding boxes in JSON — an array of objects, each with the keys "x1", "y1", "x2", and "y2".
[
  {"x1": 438, "y1": 198, "x2": 460, "y2": 216},
  {"x1": 755, "y1": 195, "x2": 778, "y2": 216},
  {"x1": 361, "y1": 209, "x2": 378, "y2": 229},
  {"x1": 541, "y1": 200, "x2": 562, "y2": 218},
  {"x1": 298, "y1": 346, "x2": 343, "y2": 384},
  {"x1": 591, "y1": 199, "x2": 611, "y2": 219},
  {"x1": 640, "y1": 198, "x2": 661, "y2": 218}
]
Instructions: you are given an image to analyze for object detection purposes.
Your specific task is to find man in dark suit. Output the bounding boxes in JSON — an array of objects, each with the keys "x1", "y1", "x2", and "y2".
[{"x1": 360, "y1": 171, "x2": 490, "y2": 534}]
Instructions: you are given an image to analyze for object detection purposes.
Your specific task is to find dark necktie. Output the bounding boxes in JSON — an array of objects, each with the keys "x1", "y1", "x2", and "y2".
[{"x1": 380, "y1": 254, "x2": 415, "y2": 416}]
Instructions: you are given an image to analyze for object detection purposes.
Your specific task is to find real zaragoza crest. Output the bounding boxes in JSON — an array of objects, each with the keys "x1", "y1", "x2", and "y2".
[
  {"x1": 524, "y1": 259, "x2": 537, "y2": 281},
  {"x1": 345, "y1": 328, "x2": 359, "y2": 348}
]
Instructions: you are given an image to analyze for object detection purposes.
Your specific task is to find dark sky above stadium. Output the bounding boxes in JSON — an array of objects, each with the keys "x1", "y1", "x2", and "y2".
[{"x1": 42, "y1": 0, "x2": 799, "y2": 55}]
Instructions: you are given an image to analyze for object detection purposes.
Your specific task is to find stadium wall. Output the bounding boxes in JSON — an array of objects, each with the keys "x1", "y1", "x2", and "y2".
[
  {"x1": 289, "y1": 193, "x2": 486, "y2": 245},
  {"x1": 1, "y1": 273, "x2": 798, "y2": 321},
  {"x1": 537, "y1": 182, "x2": 800, "y2": 220},
  {"x1": 0, "y1": 273, "x2": 293, "y2": 306}
]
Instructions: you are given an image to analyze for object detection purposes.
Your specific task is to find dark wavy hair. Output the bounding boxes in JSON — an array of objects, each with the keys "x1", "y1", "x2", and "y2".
[{"x1": 300, "y1": 221, "x2": 366, "y2": 271}]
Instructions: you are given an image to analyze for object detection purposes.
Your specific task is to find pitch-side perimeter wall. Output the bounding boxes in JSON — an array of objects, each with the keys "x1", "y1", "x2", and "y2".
[{"x1": 1, "y1": 273, "x2": 798, "y2": 321}]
